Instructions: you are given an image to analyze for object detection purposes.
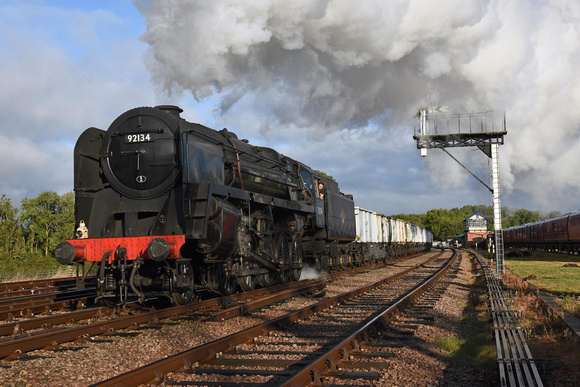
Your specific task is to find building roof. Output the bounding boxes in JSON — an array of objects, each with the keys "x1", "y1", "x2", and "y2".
[{"x1": 465, "y1": 212, "x2": 490, "y2": 221}]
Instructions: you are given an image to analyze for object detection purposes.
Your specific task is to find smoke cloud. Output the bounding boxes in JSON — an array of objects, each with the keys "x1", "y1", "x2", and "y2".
[{"x1": 135, "y1": 0, "x2": 580, "y2": 211}]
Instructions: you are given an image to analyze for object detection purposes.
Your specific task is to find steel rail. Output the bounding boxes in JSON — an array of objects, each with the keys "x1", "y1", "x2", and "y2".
[
  {"x1": 0, "y1": 288, "x2": 96, "y2": 311},
  {"x1": 0, "y1": 277, "x2": 84, "y2": 293},
  {"x1": 207, "y1": 281, "x2": 325, "y2": 321},
  {"x1": 92, "y1": 250, "x2": 447, "y2": 386},
  {"x1": 0, "y1": 296, "x2": 94, "y2": 321},
  {"x1": 0, "y1": 277, "x2": 96, "y2": 298},
  {"x1": 0, "y1": 278, "x2": 324, "y2": 359},
  {"x1": 0, "y1": 280, "x2": 325, "y2": 337},
  {"x1": 281, "y1": 249, "x2": 457, "y2": 386}
]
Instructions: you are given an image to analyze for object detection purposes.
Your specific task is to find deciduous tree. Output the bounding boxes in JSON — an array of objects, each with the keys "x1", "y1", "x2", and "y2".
[
  {"x1": 0, "y1": 194, "x2": 25, "y2": 260},
  {"x1": 20, "y1": 191, "x2": 74, "y2": 257}
]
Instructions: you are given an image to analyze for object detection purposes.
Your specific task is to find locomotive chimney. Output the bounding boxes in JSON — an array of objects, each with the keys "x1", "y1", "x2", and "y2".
[{"x1": 156, "y1": 105, "x2": 183, "y2": 117}]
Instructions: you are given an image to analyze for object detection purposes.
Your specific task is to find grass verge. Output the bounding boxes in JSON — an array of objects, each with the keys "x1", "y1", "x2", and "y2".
[
  {"x1": 504, "y1": 251, "x2": 580, "y2": 296},
  {"x1": 435, "y1": 267, "x2": 496, "y2": 373},
  {"x1": 504, "y1": 250, "x2": 580, "y2": 318}
]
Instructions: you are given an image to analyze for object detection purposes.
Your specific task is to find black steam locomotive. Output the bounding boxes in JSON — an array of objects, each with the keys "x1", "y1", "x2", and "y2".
[{"x1": 56, "y1": 105, "x2": 431, "y2": 305}]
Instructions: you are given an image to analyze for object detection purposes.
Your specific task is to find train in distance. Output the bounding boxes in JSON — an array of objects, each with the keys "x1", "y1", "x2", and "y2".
[{"x1": 502, "y1": 210, "x2": 580, "y2": 254}]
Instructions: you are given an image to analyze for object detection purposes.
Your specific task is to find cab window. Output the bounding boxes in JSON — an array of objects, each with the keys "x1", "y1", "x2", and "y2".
[{"x1": 300, "y1": 171, "x2": 313, "y2": 192}]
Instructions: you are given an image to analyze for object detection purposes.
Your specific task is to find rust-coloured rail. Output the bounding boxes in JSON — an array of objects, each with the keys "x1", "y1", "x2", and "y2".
[
  {"x1": 93, "y1": 250, "x2": 450, "y2": 386},
  {"x1": 283, "y1": 250, "x2": 457, "y2": 386},
  {"x1": 0, "y1": 278, "x2": 324, "y2": 360},
  {"x1": 0, "y1": 277, "x2": 85, "y2": 293}
]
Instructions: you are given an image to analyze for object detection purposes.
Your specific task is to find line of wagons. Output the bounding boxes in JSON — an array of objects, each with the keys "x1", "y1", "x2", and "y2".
[
  {"x1": 354, "y1": 207, "x2": 433, "y2": 260},
  {"x1": 503, "y1": 210, "x2": 580, "y2": 254}
]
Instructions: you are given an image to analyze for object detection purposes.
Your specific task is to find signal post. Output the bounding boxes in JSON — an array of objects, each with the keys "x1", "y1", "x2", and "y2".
[{"x1": 413, "y1": 111, "x2": 507, "y2": 273}]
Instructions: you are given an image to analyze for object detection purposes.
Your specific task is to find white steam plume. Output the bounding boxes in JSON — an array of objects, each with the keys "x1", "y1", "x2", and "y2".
[{"x1": 135, "y1": 0, "x2": 580, "y2": 211}]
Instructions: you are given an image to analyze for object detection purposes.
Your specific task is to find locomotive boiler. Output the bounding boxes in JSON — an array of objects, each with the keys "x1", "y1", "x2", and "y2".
[{"x1": 55, "y1": 105, "x2": 358, "y2": 305}]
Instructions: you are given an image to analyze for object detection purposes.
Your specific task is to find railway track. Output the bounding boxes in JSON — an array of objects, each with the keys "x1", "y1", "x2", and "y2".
[
  {"x1": 0, "y1": 252, "x2": 422, "y2": 324},
  {"x1": 0, "y1": 251, "x2": 453, "y2": 385},
  {"x1": 0, "y1": 252, "x2": 422, "y2": 330},
  {"x1": 0, "y1": 277, "x2": 97, "y2": 322},
  {"x1": 0, "y1": 255, "x2": 418, "y2": 325},
  {"x1": 0, "y1": 278, "x2": 326, "y2": 360},
  {"x1": 0, "y1": 257, "x2": 408, "y2": 359},
  {"x1": 0, "y1": 277, "x2": 80, "y2": 293},
  {"x1": 93, "y1": 249, "x2": 457, "y2": 386},
  {"x1": 0, "y1": 257, "x2": 393, "y2": 360}
]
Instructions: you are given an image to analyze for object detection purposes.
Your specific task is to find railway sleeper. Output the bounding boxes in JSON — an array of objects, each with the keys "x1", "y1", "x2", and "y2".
[
  {"x1": 199, "y1": 357, "x2": 309, "y2": 368},
  {"x1": 319, "y1": 358, "x2": 384, "y2": 381},
  {"x1": 187, "y1": 367, "x2": 294, "y2": 377},
  {"x1": 94, "y1": 250, "x2": 452, "y2": 386}
]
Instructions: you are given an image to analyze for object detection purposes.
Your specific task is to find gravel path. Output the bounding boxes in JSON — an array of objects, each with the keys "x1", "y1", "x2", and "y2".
[{"x1": 0, "y1": 251, "x2": 495, "y2": 386}]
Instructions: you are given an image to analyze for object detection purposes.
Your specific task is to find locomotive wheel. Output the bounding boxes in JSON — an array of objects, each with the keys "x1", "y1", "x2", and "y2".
[
  {"x1": 238, "y1": 260, "x2": 257, "y2": 292},
  {"x1": 239, "y1": 238, "x2": 258, "y2": 292},
  {"x1": 239, "y1": 274, "x2": 256, "y2": 292},
  {"x1": 289, "y1": 237, "x2": 303, "y2": 282},
  {"x1": 217, "y1": 263, "x2": 237, "y2": 296},
  {"x1": 275, "y1": 233, "x2": 291, "y2": 284},
  {"x1": 257, "y1": 271, "x2": 276, "y2": 287},
  {"x1": 171, "y1": 260, "x2": 195, "y2": 305}
]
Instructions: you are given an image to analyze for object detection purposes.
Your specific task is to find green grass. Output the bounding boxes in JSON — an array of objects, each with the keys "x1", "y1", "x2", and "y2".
[
  {"x1": 0, "y1": 252, "x2": 76, "y2": 281},
  {"x1": 504, "y1": 252, "x2": 580, "y2": 296},
  {"x1": 435, "y1": 328, "x2": 496, "y2": 370},
  {"x1": 434, "y1": 274, "x2": 496, "y2": 372},
  {"x1": 435, "y1": 335, "x2": 465, "y2": 353}
]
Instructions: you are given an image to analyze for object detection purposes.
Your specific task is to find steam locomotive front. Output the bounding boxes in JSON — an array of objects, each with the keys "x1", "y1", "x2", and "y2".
[
  {"x1": 86, "y1": 105, "x2": 186, "y2": 239},
  {"x1": 55, "y1": 106, "x2": 195, "y2": 304}
]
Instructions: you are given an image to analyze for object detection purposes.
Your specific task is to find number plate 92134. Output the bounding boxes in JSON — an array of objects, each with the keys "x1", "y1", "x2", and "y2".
[{"x1": 125, "y1": 133, "x2": 155, "y2": 143}]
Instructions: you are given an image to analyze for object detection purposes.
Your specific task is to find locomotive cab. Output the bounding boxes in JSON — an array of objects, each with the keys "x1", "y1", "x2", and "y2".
[{"x1": 295, "y1": 165, "x2": 356, "y2": 270}]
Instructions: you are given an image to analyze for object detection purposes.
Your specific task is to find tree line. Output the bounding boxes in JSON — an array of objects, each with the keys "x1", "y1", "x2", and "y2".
[
  {"x1": 0, "y1": 190, "x2": 565, "y2": 275},
  {"x1": 0, "y1": 191, "x2": 74, "y2": 273},
  {"x1": 393, "y1": 205, "x2": 563, "y2": 241}
]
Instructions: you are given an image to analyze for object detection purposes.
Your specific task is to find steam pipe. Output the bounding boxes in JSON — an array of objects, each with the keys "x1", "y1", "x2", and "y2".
[{"x1": 129, "y1": 258, "x2": 145, "y2": 303}]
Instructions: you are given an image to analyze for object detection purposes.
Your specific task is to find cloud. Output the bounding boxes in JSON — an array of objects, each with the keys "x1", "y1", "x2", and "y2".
[
  {"x1": 0, "y1": 135, "x2": 72, "y2": 200},
  {"x1": 2, "y1": 1, "x2": 580, "y2": 217},
  {"x1": 136, "y1": 0, "x2": 580, "y2": 213},
  {"x1": 0, "y1": 3, "x2": 160, "y2": 204}
]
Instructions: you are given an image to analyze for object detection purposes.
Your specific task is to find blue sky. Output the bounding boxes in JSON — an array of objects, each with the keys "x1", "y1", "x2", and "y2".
[{"x1": 1, "y1": 0, "x2": 580, "y2": 216}]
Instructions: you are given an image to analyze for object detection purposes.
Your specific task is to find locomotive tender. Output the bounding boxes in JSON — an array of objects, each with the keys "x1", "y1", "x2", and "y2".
[
  {"x1": 55, "y1": 105, "x2": 432, "y2": 305},
  {"x1": 503, "y1": 211, "x2": 580, "y2": 254}
]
